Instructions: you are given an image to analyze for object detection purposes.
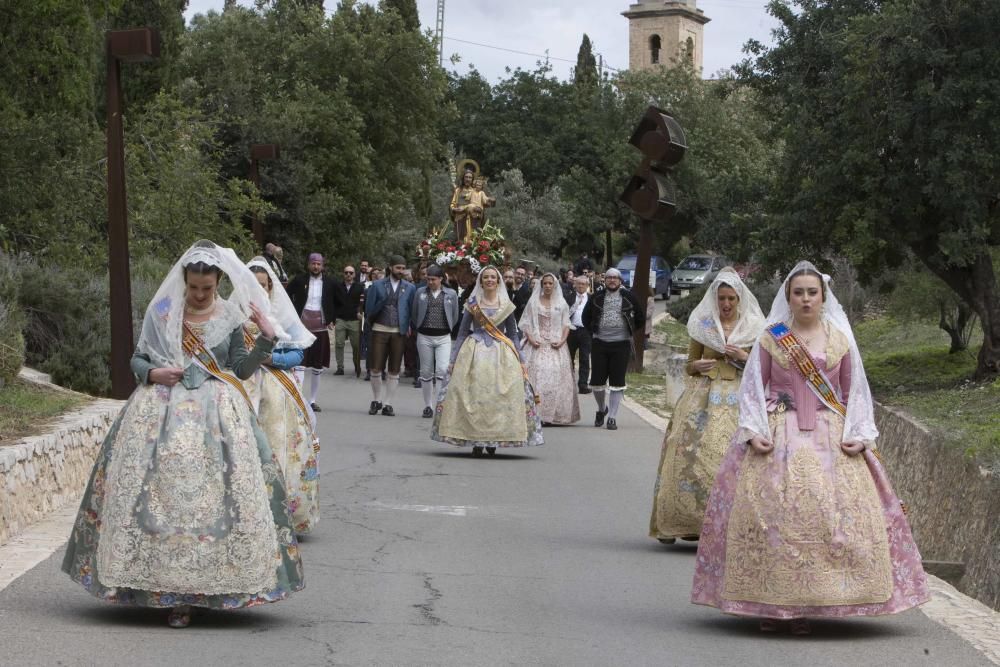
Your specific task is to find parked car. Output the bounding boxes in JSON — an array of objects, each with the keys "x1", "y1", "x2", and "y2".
[
  {"x1": 616, "y1": 255, "x2": 672, "y2": 299},
  {"x1": 670, "y1": 254, "x2": 728, "y2": 294}
]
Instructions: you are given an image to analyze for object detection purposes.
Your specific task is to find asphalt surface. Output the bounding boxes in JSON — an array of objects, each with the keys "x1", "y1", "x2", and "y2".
[{"x1": 0, "y1": 371, "x2": 989, "y2": 666}]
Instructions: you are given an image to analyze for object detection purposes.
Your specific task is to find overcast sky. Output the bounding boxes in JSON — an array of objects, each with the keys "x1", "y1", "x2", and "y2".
[{"x1": 184, "y1": 0, "x2": 779, "y2": 81}]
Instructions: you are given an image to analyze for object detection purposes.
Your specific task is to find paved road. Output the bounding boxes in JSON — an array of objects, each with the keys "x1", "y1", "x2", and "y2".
[{"x1": 0, "y1": 373, "x2": 989, "y2": 666}]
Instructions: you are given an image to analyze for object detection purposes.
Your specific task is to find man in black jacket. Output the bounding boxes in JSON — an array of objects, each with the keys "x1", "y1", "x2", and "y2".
[
  {"x1": 286, "y1": 253, "x2": 339, "y2": 411},
  {"x1": 581, "y1": 268, "x2": 645, "y2": 431},
  {"x1": 333, "y1": 264, "x2": 364, "y2": 377}
]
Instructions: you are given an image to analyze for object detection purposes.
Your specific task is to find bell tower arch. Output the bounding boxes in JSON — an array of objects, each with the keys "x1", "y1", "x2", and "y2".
[{"x1": 623, "y1": 1, "x2": 710, "y2": 73}]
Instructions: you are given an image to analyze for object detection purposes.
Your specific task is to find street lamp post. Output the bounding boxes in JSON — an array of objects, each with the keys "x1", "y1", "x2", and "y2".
[
  {"x1": 249, "y1": 144, "x2": 280, "y2": 249},
  {"x1": 107, "y1": 28, "x2": 159, "y2": 400}
]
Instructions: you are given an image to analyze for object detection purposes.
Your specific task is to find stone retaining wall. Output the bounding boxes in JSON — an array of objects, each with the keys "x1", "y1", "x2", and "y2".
[
  {"x1": 874, "y1": 404, "x2": 1000, "y2": 610},
  {"x1": 0, "y1": 374, "x2": 122, "y2": 547}
]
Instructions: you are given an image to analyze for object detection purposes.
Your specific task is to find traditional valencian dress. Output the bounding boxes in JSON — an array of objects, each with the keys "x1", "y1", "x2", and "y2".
[
  {"x1": 649, "y1": 269, "x2": 764, "y2": 541},
  {"x1": 244, "y1": 257, "x2": 320, "y2": 535},
  {"x1": 519, "y1": 275, "x2": 580, "y2": 425},
  {"x1": 432, "y1": 268, "x2": 543, "y2": 450},
  {"x1": 691, "y1": 261, "x2": 929, "y2": 619},
  {"x1": 62, "y1": 243, "x2": 304, "y2": 611}
]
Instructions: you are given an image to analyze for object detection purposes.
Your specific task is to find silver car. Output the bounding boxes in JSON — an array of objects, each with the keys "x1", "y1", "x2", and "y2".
[{"x1": 670, "y1": 255, "x2": 728, "y2": 294}]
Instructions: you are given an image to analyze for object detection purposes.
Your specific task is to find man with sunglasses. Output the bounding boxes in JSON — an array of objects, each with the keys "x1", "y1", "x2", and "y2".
[{"x1": 333, "y1": 264, "x2": 365, "y2": 377}]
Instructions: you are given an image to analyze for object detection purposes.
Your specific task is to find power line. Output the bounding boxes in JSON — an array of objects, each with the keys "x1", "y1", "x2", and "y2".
[{"x1": 442, "y1": 35, "x2": 622, "y2": 73}]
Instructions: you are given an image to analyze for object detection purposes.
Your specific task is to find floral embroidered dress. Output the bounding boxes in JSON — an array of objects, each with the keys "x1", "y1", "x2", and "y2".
[
  {"x1": 62, "y1": 313, "x2": 305, "y2": 610},
  {"x1": 520, "y1": 301, "x2": 580, "y2": 425},
  {"x1": 649, "y1": 340, "x2": 748, "y2": 539},
  {"x1": 431, "y1": 297, "x2": 543, "y2": 447},
  {"x1": 243, "y1": 324, "x2": 319, "y2": 535},
  {"x1": 691, "y1": 321, "x2": 929, "y2": 618}
]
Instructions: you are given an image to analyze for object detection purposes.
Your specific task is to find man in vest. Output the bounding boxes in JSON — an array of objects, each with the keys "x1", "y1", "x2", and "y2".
[
  {"x1": 364, "y1": 255, "x2": 414, "y2": 416},
  {"x1": 410, "y1": 264, "x2": 460, "y2": 418}
]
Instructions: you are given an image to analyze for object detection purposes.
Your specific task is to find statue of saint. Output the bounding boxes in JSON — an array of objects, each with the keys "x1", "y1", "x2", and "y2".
[{"x1": 450, "y1": 161, "x2": 495, "y2": 244}]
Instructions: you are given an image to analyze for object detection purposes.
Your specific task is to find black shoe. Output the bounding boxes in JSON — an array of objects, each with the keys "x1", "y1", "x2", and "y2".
[
  {"x1": 422, "y1": 407, "x2": 433, "y2": 418},
  {"x1": 364, "y1": 371, "x2": 371, "y2": 381},
  {"x1": 472, "y1": 446, "x2": 484, "y2": 457},
  {"x1": 606, "y1": 418, "x2": 617, "y2": 431},
  {"x1": 368, "y1": 401, "x2": 382, "y2": 415},
  {"x1": 334, "y1": 368, "x2": 344, "y2": 376},
  {"x1": 311, "y1": 403, "x2": 322, "y2": 413},
  {"x1": 594, "y1": 408, "x2": 608, "y2": 427},
  {"x1": 381, "y1": 405, "x2": 395, "y2": 416},
  {"x1": 485, "y1": 447, "x2": 496, "y2": 456},
  {"x1": 413, "y1": 378, "x2": 422, "y2": 388},
  {"x1": 578, "y1": 386, "x2": 592, "y2": 394}
]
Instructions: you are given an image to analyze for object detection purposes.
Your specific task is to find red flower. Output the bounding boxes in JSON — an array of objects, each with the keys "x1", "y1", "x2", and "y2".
[
  {"x1": 478, "y1": 240, "x2": 489, "y2": 249},
  {"x1": 446, "y1": 245, "x2": 455, "y2": 252},
  {"x1": 479, "y1": 254, "x2": 489, "y2": 262},
  {"x1": 456, "y1": 250, "x2": 466, "y2": 257},
  {"x1": 436, "y1": 242, "x2": 446, "y2": 250}
]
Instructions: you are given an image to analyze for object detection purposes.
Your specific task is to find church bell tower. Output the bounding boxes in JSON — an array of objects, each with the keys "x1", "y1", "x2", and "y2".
[{"x1": 623, "y1": 1, "x2": 710, "y2": 73}]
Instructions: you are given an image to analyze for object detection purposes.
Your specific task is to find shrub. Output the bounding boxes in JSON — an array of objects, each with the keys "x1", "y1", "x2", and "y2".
[{"x1": 0, "y1": 253, "x2": 26, "y2": 386}]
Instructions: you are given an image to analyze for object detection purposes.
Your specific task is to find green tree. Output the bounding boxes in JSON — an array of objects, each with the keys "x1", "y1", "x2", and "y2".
[
  {"x1": 573, "y1": 34, "x2": 598, "y2": 91},
  {"x1": 380, "y1": 0, "x2": 420, "y2": 32},
  {"x1": 740, "y1": 0, "x2": 1000, "y2": 378}
]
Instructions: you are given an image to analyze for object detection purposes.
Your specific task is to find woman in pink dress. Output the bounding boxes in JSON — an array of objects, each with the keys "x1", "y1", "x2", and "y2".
[
  {"x1": 691, "y1": 261, "x2": 929, "y2": 634},
  {"x1": 519, "y1": 273, "x2": 580, "y2": 425}
]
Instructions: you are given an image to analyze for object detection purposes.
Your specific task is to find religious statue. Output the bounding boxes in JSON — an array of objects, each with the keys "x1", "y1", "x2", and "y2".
[{"x1": 450, "y1": 159, "x2": 495, "y2": 244}]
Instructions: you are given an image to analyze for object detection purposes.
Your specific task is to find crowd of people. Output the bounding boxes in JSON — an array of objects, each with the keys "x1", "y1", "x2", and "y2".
[{"x1": 61, "y1": 240, "x2": 929, "y2": 636}]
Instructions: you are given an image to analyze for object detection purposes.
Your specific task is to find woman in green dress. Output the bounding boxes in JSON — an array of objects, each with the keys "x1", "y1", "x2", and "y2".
[{"x1": 62, "y1": 241, "x2": 304, "y2": 628}]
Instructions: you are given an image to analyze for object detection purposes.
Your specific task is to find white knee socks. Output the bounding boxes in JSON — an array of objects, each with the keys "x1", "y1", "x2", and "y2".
[
  {"x1": 384, "y1": 374, "x2": 399, "y2": 406},
  {"x1": 308, "y1": 369, "x2": 321, "y2": 404},
  {"x1": 421, "y1": 380, "x2": 434, "y2": 408},
  {"x1": 608, "y1": 389, "x2": 624, "y2": 419}
]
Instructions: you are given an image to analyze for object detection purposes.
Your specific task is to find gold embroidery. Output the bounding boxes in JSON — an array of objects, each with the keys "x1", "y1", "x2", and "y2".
[{"x1": 722, "y1": 412, "x2": 893, "y2": 606}]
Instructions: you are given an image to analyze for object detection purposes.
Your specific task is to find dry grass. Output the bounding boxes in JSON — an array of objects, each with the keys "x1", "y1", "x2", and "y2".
[{"x1": 0, "y1": 378, "x2": 89, "y2": 444}]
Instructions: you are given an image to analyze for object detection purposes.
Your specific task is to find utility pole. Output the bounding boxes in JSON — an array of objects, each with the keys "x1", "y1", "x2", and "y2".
[{"x1": 435, "y1": 0, "x2": 445, "y2": 66}]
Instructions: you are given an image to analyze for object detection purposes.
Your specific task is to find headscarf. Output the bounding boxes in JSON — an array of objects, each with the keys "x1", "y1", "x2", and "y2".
[
  {"x1": 135, "y1": 240, "x2": 275, "y2": 369},
  {"x1": 686, "y1": 267, "x2": 766, "y2": 353},
  {"x1": 519, "y1": 272, "x2": 570, "y2": 338},
  {"x1": 736, "y1": 260, "x2": 878, "y2": 446},
  {"x1": 246, "y1": 256, "x2": 316, "y2": 349},
  {"x1": 466, "y1": 265, "x2": 514, "y2": 321},
  {"x1": 308, "y1": 253, "x2": 324, "y2": 265}
]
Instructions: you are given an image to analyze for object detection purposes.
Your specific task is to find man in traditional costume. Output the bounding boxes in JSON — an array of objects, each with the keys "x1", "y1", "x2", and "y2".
[
  {"x1": 287, "y1": 253, "x2": 338, "y2": 411},
  {"x1": 364, "y1": 255, "x2": 414, "y2": 416},
  {"x1": 411, "y1": 264, "x2": 460, "y2": 418},
  {"x1": 567, "y1": 275, "x2": 593, "y2": 394},
  {"x1": 581, "y1": 267, "x2": 645, "y2": 430}
]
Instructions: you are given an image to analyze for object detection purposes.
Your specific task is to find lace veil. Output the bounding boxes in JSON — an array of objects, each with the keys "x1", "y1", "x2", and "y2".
[
  {"x1": 519, "y1": 272, "x2": 570, "y2": 337},
  {"x1": 135, "y1": 241, "x2": 274, "y2": 369},
  {"x1": 736, "y1": 260, "x2": 878, "y2": 446},
  {"x1": 686, "y1": 267, "x2": 765, "y2": 353},
  {"x1": 247, "y1": 256, "x2": 315, "y2": 349}
]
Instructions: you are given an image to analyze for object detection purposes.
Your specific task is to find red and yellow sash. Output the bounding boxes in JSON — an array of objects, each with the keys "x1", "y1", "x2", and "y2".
[
  {"x1": 182, "y1": 321, "x2": 254, "y2": 408},
  {"x1": 468, "y1": 302, "x2": 540, "y2": 405},
  {"x1": 767, "y1": 322, "x2": 846, "y2": 418},
  {"x1": 243, "y1": 327, "x2": 320, "y2": 453}
]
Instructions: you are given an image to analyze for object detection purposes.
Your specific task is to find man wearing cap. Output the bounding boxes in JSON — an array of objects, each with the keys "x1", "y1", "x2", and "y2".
[
  {"x1": 364, "y1": 255, "x2": 415, "y2": 416},
  {"x1": 581, "y1": 267, "x2": 645, "y2": 430},
  {"x1": 410, "y1": 265, "x2": 460, "y2": 418},
  {"x1": 287, "y1": 253, "x2": 339, "y2": 412}
]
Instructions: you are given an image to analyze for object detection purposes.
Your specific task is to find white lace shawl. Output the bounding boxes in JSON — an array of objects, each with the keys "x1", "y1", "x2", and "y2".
[
  {"x1": 736, "y1": 260, "x2": 878, "y2": 447},
  {"x1": 686, "y1": 267, "x2": 766, "y2": 353}
]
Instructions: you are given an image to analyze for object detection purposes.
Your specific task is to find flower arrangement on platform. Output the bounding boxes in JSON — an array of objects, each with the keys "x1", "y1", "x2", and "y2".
[{"x1": 416, "y1": 223, "x2": 509, "y2": 274}]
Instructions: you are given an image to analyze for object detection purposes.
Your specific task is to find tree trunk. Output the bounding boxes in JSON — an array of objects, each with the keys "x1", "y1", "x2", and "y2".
[
  {"x1": 939, "y1": 302, "x2": 970, "y2": 354},
  {"x1": 916, "y1": 247, "x2": 1000, "y2": 379}
]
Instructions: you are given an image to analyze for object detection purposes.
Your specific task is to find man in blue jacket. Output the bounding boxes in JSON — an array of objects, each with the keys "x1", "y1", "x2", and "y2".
[{"x1": 364, "y1": 255, "x2": 414, "y2": 416}]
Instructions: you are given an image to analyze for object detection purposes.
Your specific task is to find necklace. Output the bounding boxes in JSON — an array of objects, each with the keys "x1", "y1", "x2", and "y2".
[
  {"x1": 184, "y1": 301, "x2": 215, "y2": 316},
  {"x1": 791, "y1": 322, "x2": 821, "y2": 346}
]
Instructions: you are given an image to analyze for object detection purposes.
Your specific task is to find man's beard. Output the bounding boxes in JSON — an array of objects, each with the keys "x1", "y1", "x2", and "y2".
[{"x1": 310, "y1": 269, "x2": 323, "y2": 277}]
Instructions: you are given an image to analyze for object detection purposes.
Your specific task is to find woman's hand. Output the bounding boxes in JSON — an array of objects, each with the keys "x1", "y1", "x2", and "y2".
[
  {"x1": 692, "y1": 359, "x2": 717, "y2": 373},
  {"x1": 529, "y1": 337, "x2": 541, "y2": 349},
  {"x1": 724, "y1": 344, "x2": 749, "y2": 363},
  {"x1": 447, "y1": 363, "x2": 454, "y2": 375},
  {"x1": 749, "y1": 436, "x2": 774, "y2": 455},
  {"x1": 248, "y1": 302, "x2": 276, "y2": 339},
  {"x1": 149, "y1": 367, "x2": 184, "y2": 387},
  {"x1": 840, "y1": 441, "x2": 865, "y2": 456},
  {"x1": 551, "y1": 339, "x2": 564, "y2": 349}
]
